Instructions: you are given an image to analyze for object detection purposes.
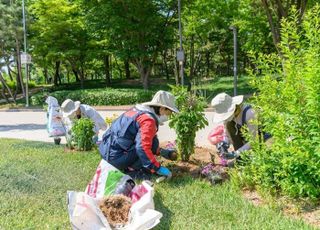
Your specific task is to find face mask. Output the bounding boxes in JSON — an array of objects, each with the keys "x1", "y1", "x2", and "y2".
[
  {"x1": 159, "y1": 115, "x2": 168, "y2": 124},
  {"x1": 76, "y1": 114, "x2": 81, "y2": 119}
]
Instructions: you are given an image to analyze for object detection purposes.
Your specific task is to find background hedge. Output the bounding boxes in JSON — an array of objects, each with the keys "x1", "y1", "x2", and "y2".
[{"x1": 30, "y1": 88, "x2": 155, "y2": 106}]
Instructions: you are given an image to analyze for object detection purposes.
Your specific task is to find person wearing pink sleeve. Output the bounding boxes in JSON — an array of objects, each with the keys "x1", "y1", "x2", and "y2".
[
  {"x1": 211, "y1": 93, "x2": 271, "y2": 160},
  {"x1": 99, "y1": 91, "x2": 179, "y2": 179}
]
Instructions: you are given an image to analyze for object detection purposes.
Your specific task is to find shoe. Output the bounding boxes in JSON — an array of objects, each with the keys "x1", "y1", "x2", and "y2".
[{"x1": 126, "y1": 169, "x2": 152, "y2": 181}]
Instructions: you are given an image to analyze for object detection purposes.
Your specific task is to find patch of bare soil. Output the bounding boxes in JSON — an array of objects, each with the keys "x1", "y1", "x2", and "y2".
[
  {"x1": 242, "y1": 190, "x2": 320, "y2": 228},
  {"x1": 63, "y1": 146, "x2": 79, "y2": 153},
  {"x1": 299, "y1": 208, "x2": 320, "y2": 228},
  {"x1": 242, "y1": 190, "x2": 264, "y2": 207},
  {"x1": 159, "y1": 142, "x2": 229, "y2": 182}
]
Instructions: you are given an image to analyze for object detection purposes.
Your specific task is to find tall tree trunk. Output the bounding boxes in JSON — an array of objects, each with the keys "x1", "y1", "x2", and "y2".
[
  {"x1": 190, "y1": 35, "x2": 195, "y2": 80},
  {"x1": 134, "y1": 60, "x2": 151, "y2": 90},
  {"x1": 0, "y1": 71, "x2": 15, "y2": 103},
  {"x1": 0, "y1": 88, "x2": 9, "y2": 103},
  {"x1": 71, "y1": 68, "x2": 80, "y2": 82},
  {"x1": 104, "y1": 55, "x2": 111, "y2": 85},
  {"x1": 7, "y1": 65, "x2": 13, "y2": 81},
  {"x1": 162, "y1": 50, "x2": 169, "y2": 80},
  {"x1": 5, "y1": 56, "x2": 13, "y2": 81},
  {"x1": 140, "y1": 67, "x2": 151, "y2": 90},
  {"x1": 124, "y1": 59, "x2": 131, "y2": 79},
  {"x1": 261, "y1": 0, "x2": 308, "y2": 53},
  {"x1": 261, "y1": 0, "x2": 281, "y2": 52},
  {"x1": 173, "y1": 49, "x2": 179, "y2": 85},
  {"x1": 114, "y1": 57, "x2": 123, "y2": 79},
  {"x1": 67, "y1": 69, "x2": 70, "y2": 83},
  {"x1": 8, "y1": 64, "x2": 17, "y2": 77},
  {"x1": 80, "y1": 62, "x2": 84, "y2": 89},
  {"x1": 15, "y1": 38, "x2": 25, "y2": 97},
  {"x1": 54, "y1": 61, "x2": 60, "y2": 86},
  {"x1": 206, "y1": 50, "x2": 210, "y2": 78},
  {"x1": 42, "y1": 68, "x2": 48, "y2": 84}
]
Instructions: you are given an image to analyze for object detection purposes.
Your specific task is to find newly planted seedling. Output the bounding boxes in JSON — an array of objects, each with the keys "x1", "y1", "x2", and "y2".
[{"x1": 169, "y1": 86, "x2": 208, "y2": 161}]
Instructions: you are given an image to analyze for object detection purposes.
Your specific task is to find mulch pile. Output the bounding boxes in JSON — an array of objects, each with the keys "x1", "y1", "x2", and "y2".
[{"x1": 99, "y1": 194, "x2": 132, "y2": 227}]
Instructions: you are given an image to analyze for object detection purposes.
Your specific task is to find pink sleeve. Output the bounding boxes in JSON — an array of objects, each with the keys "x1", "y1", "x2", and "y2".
[{"x1": 208, "y1": 124, "x2": 225, "y2": 145}]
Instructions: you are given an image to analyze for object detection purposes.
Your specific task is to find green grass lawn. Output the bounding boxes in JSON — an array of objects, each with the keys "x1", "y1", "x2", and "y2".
[
  {"x1": 0, "y1": 138, "x2": 315, "y2": 230},
  {"x1": 193, "y1": 75, "x2": 256, "y2": 102}
]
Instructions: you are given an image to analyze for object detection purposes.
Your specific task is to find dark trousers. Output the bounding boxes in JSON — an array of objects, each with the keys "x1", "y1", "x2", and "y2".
[{"x1": 108, "y1": 137, "x2": 159, "y2": 171}]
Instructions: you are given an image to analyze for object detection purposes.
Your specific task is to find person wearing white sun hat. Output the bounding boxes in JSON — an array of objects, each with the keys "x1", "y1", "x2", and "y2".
[
  {"x1": 211, "y1": 93, "x2": 271, "y2": 160},
  {"x1": 61, "y1": 99, "x2": 107, "y2": 140},
  {"x1": 99, "y1": 90, "x2": 179, "y2": 180}
]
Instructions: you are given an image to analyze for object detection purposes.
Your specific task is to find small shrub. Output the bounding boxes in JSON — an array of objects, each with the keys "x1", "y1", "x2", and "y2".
[
  {"x1": 169, "y1": 85, "x2": 208, "y2": 161},
  {"x1": 71, "y1": 118, "x2": 95, "y2": 151}
]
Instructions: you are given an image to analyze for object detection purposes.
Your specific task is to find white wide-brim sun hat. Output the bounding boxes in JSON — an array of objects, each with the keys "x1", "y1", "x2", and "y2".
[
  {"x1": 143, "y1": 90, "x2": 179, "y2": 113},
  {"x1": 61, "y1": 99, "x2": 81, "y2": 118},
  {"x1": 211, "y1": 93, "x2": 244, "y2": 124}
]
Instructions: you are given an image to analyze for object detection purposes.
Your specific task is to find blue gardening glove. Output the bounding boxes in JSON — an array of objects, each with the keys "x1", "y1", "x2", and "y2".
[
  {"x1": 222, "y1": 150, "x2": 240, "y2": 160},
  {"x1": 160, "y1": 148, "x2": 177, "y2": 160},
  {"x1": 156, "y1": 166, "x2": 172, "y2": 178}
]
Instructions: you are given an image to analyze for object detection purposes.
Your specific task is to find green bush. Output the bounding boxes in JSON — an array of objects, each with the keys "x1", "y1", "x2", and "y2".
[
  {"x1": 71, "y1": 118, "x2": 95, "y2": 151},
  {"x1": 0, "y1": 80, "x2": 36, "y2": 90},
  {"x1": 231, "y1": 6, "x2": 320, "y2": 199},
  {"x1": 30, "y1": 88, "x2": 154, "y2": 106},
  {"x1": 169, "y1": 86, "x2": 208, "y2": 161}
]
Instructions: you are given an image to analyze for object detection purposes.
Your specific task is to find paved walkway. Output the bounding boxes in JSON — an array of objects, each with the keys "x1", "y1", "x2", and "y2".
[{"x1": 0, "y1": 107, "x2": 215, "y2": 147}]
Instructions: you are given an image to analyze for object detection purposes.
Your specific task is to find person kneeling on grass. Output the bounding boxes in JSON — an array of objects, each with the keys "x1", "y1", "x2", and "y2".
[
  {"x1": 61, "y1": 99, "x2": 108, "y2": 142},
  {"x1": 99, "y1": 90, "x2": 179, "y2": 180},
  {"x1": 211, "y1": 93, "x2": 271, "y2": 162}
]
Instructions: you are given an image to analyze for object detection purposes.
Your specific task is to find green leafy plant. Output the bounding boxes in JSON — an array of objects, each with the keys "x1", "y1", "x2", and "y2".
[
  {"x1": 30, "y1": 88, "x2": 154, "y2": 106},
  {"x1": 71, "y1": 118, "x2": 95, "y2": 151},
  {"x1": 169, "y1": 85, "x2": 208, "y2": 161},
  {"x1": 231, "y1": 6, "x2": 320, "y2": 199}
]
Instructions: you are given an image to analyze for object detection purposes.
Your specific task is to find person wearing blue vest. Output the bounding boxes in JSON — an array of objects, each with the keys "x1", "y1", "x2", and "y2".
[
  {"x1": 211, "y1": 92, "x2": 271, "y2": 160},
  {"x1": 99, "y1": 90, "x2": 179, "y2": 179}
]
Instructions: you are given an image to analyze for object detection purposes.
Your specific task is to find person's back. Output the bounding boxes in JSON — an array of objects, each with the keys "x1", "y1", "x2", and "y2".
[
  {"x1": 99, "y1": 107, "x2": 160, "y2": 173},
  {"x1": 79, "y1": 104, "x2": 107, "y2": 133}
]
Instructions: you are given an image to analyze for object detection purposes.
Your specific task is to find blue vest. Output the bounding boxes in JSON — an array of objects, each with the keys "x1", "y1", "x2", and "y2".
[{"x1": 99, "y1": 109, "x2": 159, "y2": 161}]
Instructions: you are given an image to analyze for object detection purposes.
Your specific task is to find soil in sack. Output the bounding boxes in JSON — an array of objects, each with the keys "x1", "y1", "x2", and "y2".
[{"x1": 99, "y1": 194, "x2": 132, "y2": 227}]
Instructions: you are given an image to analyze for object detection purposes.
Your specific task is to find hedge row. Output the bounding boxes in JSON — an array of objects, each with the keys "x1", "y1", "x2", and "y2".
[
  {"x1": 0, "y1": 80, "x2": 36, "y2": 90},
  {"x1": 30, "y1": 88, "x2": 155, "y2": 106}
]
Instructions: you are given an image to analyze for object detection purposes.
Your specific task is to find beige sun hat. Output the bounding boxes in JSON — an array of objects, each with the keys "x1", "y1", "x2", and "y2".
[
  {"x1": 143, "y1": 90, "x2": 179, "y2": 113},
  {"x1": 61, "y1": 99, "x2": 81, "y2": 118},
  {"x1": 211, "y1": 93, "x2": 244, "y2": 124}
]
